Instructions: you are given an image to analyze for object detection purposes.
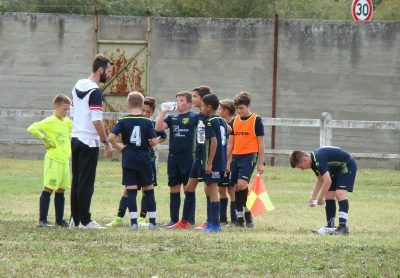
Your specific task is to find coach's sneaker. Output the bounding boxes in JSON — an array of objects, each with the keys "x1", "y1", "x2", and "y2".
[
  {"x1": 169, "y1": 219, "x2": 190, "y2": 229},
  {"x1": 148, "y1": 223, "x2": 159, "y2": 230},
  {"x1": 161, "y1": 221, "x2": 176, "y2": 228},
  {"x1": 69, "y1": 217, "x2": 77, "y2": 229},
  {"x1": 79, "y1": 220, "x2": 105, "y2": 229},
  {"x1": 38, "y1": 220, "x2": 53, "y2": 227},
  {"x1": 106, "y1": 216, "x2": 124, "y2": 228},
  {"x1": 131, "y1": 223, "x2": 138, "y2": 231},
  {"x1": 138, "y1": 217, "x2": 149, "y2": 228},
  {"x1": 314, "y1": 226, "x2": 336, "y2": 235},
  {"x1": 331, "y1": 226, "x2": 349, "y2": 235},
  {"x1": 56, "y1": 219, "x2": 69, "y2": 228}
]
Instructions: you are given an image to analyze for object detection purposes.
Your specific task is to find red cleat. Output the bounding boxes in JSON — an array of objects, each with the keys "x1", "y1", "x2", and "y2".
[{"x1": 169, "y1": 219, "x2": 190, "y2": 229}]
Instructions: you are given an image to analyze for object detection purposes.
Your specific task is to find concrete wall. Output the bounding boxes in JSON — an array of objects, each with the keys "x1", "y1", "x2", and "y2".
[{"x1": 0, "y1": 13, "x2": 399, "y2": 168}]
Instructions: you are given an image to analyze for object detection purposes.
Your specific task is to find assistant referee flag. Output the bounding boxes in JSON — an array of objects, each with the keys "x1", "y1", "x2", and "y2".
[{"x1": 246, "y1": 174, "x2": 275, "y2": 216}]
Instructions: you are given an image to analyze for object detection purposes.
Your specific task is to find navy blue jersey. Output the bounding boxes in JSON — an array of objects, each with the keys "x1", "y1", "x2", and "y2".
[
  {"x1": 311, "y1": 146, "x2": 355, "y2": 176},
  {"x1": 203, "y1": 115, "x2": 228, "y2": 172},
  {"x1": 112, "y1": 114, "x2": 157, "y2": 169},
  {"x1": 164, "y1": 112, "x2": 198, "y2": 155},
  {"x1": 150, "y1": 120, "x2": 167, "y2": 160},
  {"x1": 195, "y1": 112, "x2": 209, "y2": 161}
]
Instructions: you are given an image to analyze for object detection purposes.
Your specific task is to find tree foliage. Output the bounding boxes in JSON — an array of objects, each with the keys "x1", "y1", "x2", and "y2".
[{"x1": 0, "y1": 0, "x2": 399, "y2": 20}]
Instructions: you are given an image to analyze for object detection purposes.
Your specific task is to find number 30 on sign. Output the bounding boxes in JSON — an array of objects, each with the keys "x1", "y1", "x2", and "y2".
[{"x1": 352, "y1": 0, "x2": 373, "y2": 22}]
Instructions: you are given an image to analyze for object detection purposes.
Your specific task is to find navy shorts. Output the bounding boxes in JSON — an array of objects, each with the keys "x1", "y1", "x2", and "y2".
[
  {"x1": 329, "y1": 163, "x2": 357, "y2": 192},
  {"x1": 230, "y1": 153, "x2": 258, "y2": 184},
  {"x1": 189, "y1": 160, "x2": 205, "y2": 182},
  {"x1": 123, "y1": 167, "x2": 153, "y2": 188},
  {"x1": 167, "y1": 154, "x2": 193, "y2": 186},
  {"x1": 218, "y1": 171, "x2": 233, "y2": 187},
  {"x1": 204, "y1": 171, "x2": 224, "y2": 185}
]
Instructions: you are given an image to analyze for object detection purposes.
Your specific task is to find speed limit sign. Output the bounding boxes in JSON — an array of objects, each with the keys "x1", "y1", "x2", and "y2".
[{"x1": 352, "y1": 0, "x2": 373, "y2": 22}]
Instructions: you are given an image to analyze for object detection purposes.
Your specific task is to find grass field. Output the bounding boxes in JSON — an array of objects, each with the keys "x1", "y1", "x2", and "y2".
[{"x1": 0, "y1": 158, "x2": 399, "y2": 277}]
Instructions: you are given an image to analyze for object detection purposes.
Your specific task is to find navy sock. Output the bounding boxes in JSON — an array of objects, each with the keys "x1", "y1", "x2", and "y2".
[
  {"x1": 338, "y1": 199, "x2": 349, "y2": 227},
  {"x1": 210, "y1": 201, "x2": 220, "y2": 226},
  {"x1": 219, "y1": 197, "x2": 228, "y2": 222},
  {"x1": 117, "y1": 196, "x2": 128, "y2": 218},
  {"x1": 206, "y1": 196, "x2": 211, "y2": 223},
  {"x1": 189, "y1": 192, "x2": 196, "y2": 225},
  {"x1": 240, "y1": 188, "x2": 249, "y2": 210},
  {"x1": 230, "y1": 201, "x2": 237, "y2": 222},
  {"x1": 182, "y1": 192, "x2": 195, "y2": 221},
  {"x1": 145, "y1": 189, "x2": 156, "y2": 225},
  {"x1": 54, "y1": 192, "x2": 65, "y2": 223},
  {"x1": 127, "y1": 189, "x2": 138, "y2": 225},
  {"x1": 140, "y1": 193, "x2": 147, "y2": 218},
  {"x1": 170, "y1": 192, "x2": 181, "y2": 223},
  {"x1": 235, "y1": 191, "x2": 244, "y2": 222},
  {"x1": 325, "y1": 199, "x2": 336, "y2": 228},
  {"x1": 39, "y1": 191, "x2": 51, "y2": 222}
]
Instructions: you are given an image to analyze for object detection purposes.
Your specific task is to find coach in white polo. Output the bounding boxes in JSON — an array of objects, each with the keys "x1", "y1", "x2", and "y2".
[{"x1": 70, "y1": 54, "x2": 113, "y2": 229}]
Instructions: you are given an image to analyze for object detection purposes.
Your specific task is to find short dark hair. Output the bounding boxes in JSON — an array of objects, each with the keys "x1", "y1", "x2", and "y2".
[
  {"x1": 202, "y1": 94, "x2": 219, "y2": 111},
  {"x1": 289, "y1": 150, "x2": 307, "y2": 168},
  {"x1": 234, "y1": 91, "x2": 251, "y2": 106},
  {"x1": 144, "y1": 96, "x2": 156, "y2": 111},
  {"x1": 53, "y1": 94, "x2": 71, "y2": 106},
  {"x1": 193, "y1": 86, "x2": 212, "y2": 99},
  {"x1": 219, "y1": 99, "x2": 235, "y2": 116},
  {"x1": 176, "y1": 91, "x2": 192, "y2": 102},
  {"x1": 127, "y1": 91, "x2": 144, "y2": 108},
  {"x1": 92, "y1": 54, "x2": 113, "y2": 73}
]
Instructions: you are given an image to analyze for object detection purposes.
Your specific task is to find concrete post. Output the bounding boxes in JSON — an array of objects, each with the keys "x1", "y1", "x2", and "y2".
[{"x1": 320, "y1": 112, "x2": 332, "y2": 146}]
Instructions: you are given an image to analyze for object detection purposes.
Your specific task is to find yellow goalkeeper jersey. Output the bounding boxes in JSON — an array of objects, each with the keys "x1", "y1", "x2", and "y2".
[{"x1": 27, "y1": 115, "x2": 73, "y2": 164}]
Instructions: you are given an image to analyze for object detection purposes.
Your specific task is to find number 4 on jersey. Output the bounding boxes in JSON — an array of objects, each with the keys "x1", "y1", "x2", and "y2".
[{"x1": 130, "y1": 126, "x2": 141, "y2": 146}]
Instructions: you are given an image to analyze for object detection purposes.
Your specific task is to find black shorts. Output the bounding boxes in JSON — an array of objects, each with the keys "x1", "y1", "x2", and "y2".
[
  {"x1": 189, "y1": 160, "x2": 205, "y2": 182},
  {"x1": 329, "y1": 162, "x2": 357, "y2": 192},
  {"x1": 123, "y1": 167, "x2": 153, "y2": 188},
  {"x1": 167, "y1": 154, "x2": 193, "y2": 186},
  {"x1": 230, "y1": 153, "x2": 258, "y2": 184},
  {"x1": 204, "y1": 171, "x2": 224, "y2": 186},
  {"x1": 218, "y1": 171, "x2": 233, "y2": 187}
]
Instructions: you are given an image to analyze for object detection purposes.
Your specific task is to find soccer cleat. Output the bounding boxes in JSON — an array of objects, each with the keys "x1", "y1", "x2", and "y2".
[
  {"x1": 313, "y1": 226, "x2": 337, "y2": 235},
  {"x1": 137, "y1": 217, "x2": 149, "y2": 228},
  {"x1": 106, "y1": 216, "x2": 124, "y2": 228},
  {"x1": 193, "y1": 221, "x2": 208, "y2": 231},
  {"x1": 69, "y1": 217, "x2": 77, "y2": 229},
  {"x1": 79, "y1": 220, "x2": 105, "y2": 229},
  {"x1": 131, "y1": 223, "x2": 138, "y2": 231},
  {"x1": 169, "y1": 219, "x2": 190, "y2": 229},
  {"x1": 161, "y1": 221, "x2": 176, "y2": 228},
  {"x1": 331, "y1": 226, "x2": 349, "y2": 235},
  {"x1": 56, "y1": 219, "x2": 69, "y2": 228},
  {"x1": 38, "y1": 220, "x2": 53, "y2": 227},
  {"x1": 204, "y1": 224, "x2": 221, "y2": 233},
  {"x1": 245, "y1": 211, "x2": 254, "y2": 228},
  {"x1": 148, "y1": 223, "x2": 159, "y2": 230}
]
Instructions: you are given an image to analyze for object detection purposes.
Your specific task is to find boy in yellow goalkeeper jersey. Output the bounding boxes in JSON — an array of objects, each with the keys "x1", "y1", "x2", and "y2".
[{"x1": 27, "y1": 94, "x2": 73, "y2": 227}]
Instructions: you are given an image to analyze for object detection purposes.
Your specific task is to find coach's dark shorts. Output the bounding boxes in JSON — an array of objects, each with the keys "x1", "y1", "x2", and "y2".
[
  {"x1": 123, "y1": 167, "x2": 153, "y2": 188},
  {"x1": 189, "y1": 159, "x2": 205, "y2": 182},
  {"x1": 167, "y1": 154, "x2": 193, "y2": 186},
  {"x1": 329, "y1": 160, "x2": 357, "y2": 192},
  {"x1": 230, "y1": 153, "x2": 258, "y2": 184}
]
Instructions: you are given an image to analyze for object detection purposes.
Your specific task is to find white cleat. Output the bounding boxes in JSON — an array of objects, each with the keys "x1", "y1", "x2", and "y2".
[
  {"x1": 78, "y1": 220, "x2": 105, "y2": 229},
  {"x1": 314, "y1": 226, "x2": 336, "y2": 235}
]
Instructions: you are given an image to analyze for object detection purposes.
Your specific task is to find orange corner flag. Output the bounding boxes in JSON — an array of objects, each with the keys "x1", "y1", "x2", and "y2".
[{"x1": 246, "y1": 175, "x2": 275, "y2": 217}]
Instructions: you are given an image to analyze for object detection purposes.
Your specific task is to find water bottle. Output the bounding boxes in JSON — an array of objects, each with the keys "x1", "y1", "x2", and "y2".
[
  {"x1": 161, "y1": 101, "x2": 176, "y2": 111},
  {"x1": 197, "y1": 120, "x2": 205, "y2": 144}
]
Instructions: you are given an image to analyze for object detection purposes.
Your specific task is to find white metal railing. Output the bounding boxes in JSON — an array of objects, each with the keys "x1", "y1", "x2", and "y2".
[{"x1": 0, "y1": 109, "x2": 399, "y2": 159}]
